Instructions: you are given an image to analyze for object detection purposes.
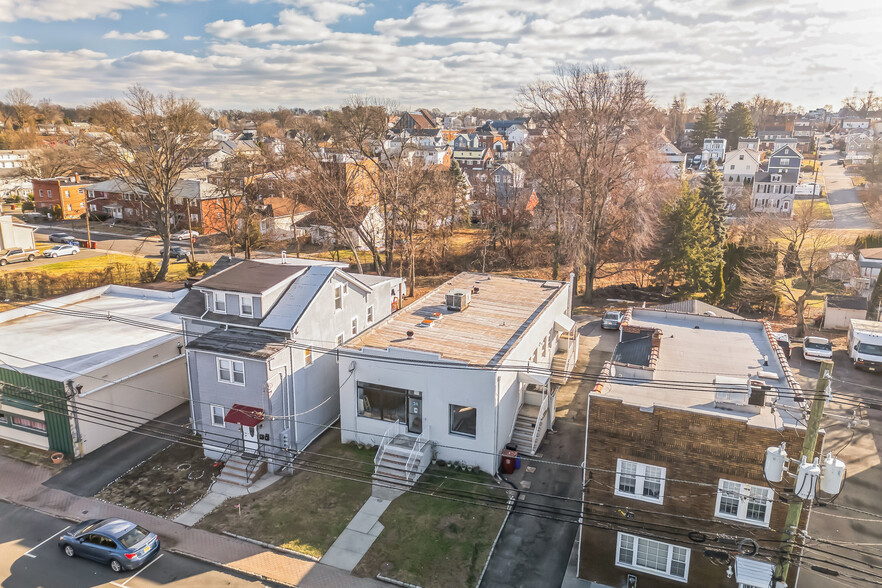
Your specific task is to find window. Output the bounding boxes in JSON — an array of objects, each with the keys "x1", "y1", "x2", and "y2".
[
  {"x1": 193, "y1": 213, "x2": 201, "y2": 222},
  {"x1": 780, "y1": 157, "x2": 790, "y2": 165},
  {"x1": 450, "y1": 405, "x2": 477, "y2": 438},
  {"x1": 715, "y1": 480, "x2": 773, "y2": 526},
  {"x1": 64, "y1": 190, "x2": 70, "y2": 198},
  {"x1": 357, "y1": 382, "x2": 415, "y2": 422},
  {"x1": 336, "y1": 333, "x2": 344, "y2": 347},
  {"x1": 342, "y1": 283, "x2": 348, "y2": 294},
  {"x1": 616, "y1": 532, "x2": 689, "y2": 582},
  {"x1": 739, "y1": 154, "x2": 745, "y2": 160},
  {"x1": 217, "y1": 357, "x2": 245, "y2": 385},
  {"x1": 367, "y1": 305, "x2": 374, "y2": 324},
  {"x1": 351, "y1": 317, "x2": 358, "y2": 336},
  {"x1": 240, "y1": 296, "x2": 253, "y2": 318},
  {"x1": 214, "y1": 294, "x2": 226, "y2": 313},
  {"x1": 38, "y1": 189, "x2": 43, "y2": 198},
  {"x1": 334, "y1": 284, "x2": 343, "y2": 310},
  {"x1": 210, "y1": 405, "x2": 225, "y2": 426},
  {"x1": 10, "y1": 416, "x2": 47, "y2": 433},
  {"x1": 66, "y1": 204, "x2": 71, "y2": 211},
  {"x1": 615, "y1": 459, "x2": 666, "y2": 503},
  {"x1": 304, "y1": 347, "x2": 313, "y2": 366},
  {"x1": 730, "y1": 164, "x2": 735, "y2": 170}
]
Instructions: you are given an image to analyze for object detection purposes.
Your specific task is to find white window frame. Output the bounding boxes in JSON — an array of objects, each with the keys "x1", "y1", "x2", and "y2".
[
  {"x1": 334, "y1": 284, "x2": 343, "y2": 310},
  {"x1": 240, "y1": 295, "x2": 253, "y2": 318},
  {"x1": 367, "y1": 305, "x2": 374, "y2": 324},
  {"x1": 210, "y1": 404, "x2": 225, "y2": 427},
  {"x1": 214, "y1": 293, "x2": 226, "y2": 313},
  {"x1": 616, "y1": 532, "x2": 689, "y2": 583},
  {"x1": 614, "y1": 459, "x2": 666, "y2": 504},
  {"x1": 351, "y1": 316, "x2": 358, "y2": 336},
  {"x1": 336, "y1": 333, "x2": 344, "y2": 347},
  {"x1": 217, "y1": 357, "x2": 245, "y2": 386},
  {"x1": 714, "y1": 479, "x2": 773, "y2": 527}
]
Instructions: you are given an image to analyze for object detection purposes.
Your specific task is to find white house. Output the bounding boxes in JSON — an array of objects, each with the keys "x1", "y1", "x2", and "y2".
[
  {"x1": 655, "y1": 135, "x2": 685, "y2": 178},
  {"x1": 339, "y1": 273, "x2": 578, "y2": 493},
  {"x1": 846, "y1": 132, "x2": 874, "y2": 163},
  {"x1": 722, "y1": 147, "x2": 760, "y2": 183},
  {"x1": 843, "y1": 119, "x2": 871, "y2": 130},
  {"x1": 701, "y1": 138, "x2": 727, "y2": 166},
  {"x1": 0, "y1": 150, "x2": 29, "y2": 170},
  {"x1": 0, "y1": 215, "x2": 36, "y2": 250},
  {"x1": 0, "y1": 286, "x2": 188, "y2": 457}
]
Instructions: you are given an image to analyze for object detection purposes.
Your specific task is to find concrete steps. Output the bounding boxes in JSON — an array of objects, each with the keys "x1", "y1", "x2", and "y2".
[
  {"x1": 510, "y1": 404, "x2": 548, "y2": 455},
  {"x1": 216, "y1": 455, "x2": 267, "y2": 487},
  {"x1": 372, "y1": 440, "x2": 425, "y2": 500}
]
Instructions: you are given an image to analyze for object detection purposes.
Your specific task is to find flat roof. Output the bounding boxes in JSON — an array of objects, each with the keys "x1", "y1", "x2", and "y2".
[
  {"x1": 597, "y1": 308, "x2": 803, "y2": 429},
  {"x1": 0, "y1": 285, "x2": 185, "y2": 381},
  {"x1": 345, "y1": 272, "x2": 567, "y2": 366},
  {"x1": 195, "y1": 259, "x2": 308, "y2": 294}
]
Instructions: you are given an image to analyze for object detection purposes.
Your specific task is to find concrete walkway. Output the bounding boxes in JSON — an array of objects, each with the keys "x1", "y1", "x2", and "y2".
[
  {"x1": 174, "y1": 474, "x2": 282, "y2": 527},
  {"x1": 0, "y1": 454, "x2": 384, "y2": 587},
  {"x1": 321, "y1": 497, "x2": 391, "y2": 571}
]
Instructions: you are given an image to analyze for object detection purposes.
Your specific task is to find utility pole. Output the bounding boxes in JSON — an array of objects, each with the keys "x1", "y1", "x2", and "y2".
[{"x1": 774, "y1": 359, "x2": 832, "y2": 585}]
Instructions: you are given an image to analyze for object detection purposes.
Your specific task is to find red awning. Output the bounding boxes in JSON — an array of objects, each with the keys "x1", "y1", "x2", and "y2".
[{"x1": 224, "y1": 404, "x2": 264, "y2": 427}]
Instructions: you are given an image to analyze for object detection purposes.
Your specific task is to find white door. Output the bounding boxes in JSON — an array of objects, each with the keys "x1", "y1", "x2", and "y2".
[{"x1": 242, "y1": 425, "x2": 259, "y2": 454}]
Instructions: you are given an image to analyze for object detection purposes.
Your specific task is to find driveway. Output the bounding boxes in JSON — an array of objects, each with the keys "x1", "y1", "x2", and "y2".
[
  {"x1": 480, "y1": 317, "x2": 616, "y2": 588},
  {"x1": 43, "y1": 403, "x2": 189, "y2": 497},
  {"x1": 820, "y1": 149, "x2": 877, "y2": 230},
  {"x1": 785, "y1": 346, "x2": 882, "y2": 587}
]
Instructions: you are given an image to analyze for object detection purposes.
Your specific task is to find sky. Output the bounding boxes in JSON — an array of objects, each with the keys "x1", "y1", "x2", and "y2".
[{"x1": 1, "y1": 0, "x2": 881, "y2": 113}]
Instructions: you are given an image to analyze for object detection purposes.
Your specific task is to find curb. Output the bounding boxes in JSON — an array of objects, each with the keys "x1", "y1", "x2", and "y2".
[
  {"x1": 167, "y1": 548, "x2": 297, "y2": 588},
  {"x1": 221, "y1": 531, "x2": 321, "y2": 562},
  {"x1": 377, "y1": 574, "x2": 424, "y2": 588}
]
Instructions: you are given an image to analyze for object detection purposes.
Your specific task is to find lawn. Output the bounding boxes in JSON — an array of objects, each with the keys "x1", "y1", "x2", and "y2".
[
  {"x1": 95, "y1": 438, "x2": 219, "y2": 517},
  {"x1": 353, "y1": 465, "x2": 509, "y2": 588},
  {"x1": 793, "y1": 199, "x2": 833, "y2": 220},
  {"x1": 24, "y1": 253, "x2": 191, "y2": 281},
  {"x1": 197, "y1": 431, "x2": 375, "y2": 559}
]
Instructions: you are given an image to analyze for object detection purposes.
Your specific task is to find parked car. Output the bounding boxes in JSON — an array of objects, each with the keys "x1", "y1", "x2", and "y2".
[
  {"x1": 601, "y1": 310, "x2": 624, "y2": 330},
  {"x1": 772, "y1": 332, "x2": 792, "y2": 358},
  {"x1": 170, "y1": 230, "x2": 199, "y2": 241},
  {"x1": 43, "y1": 244, "x2": 80, "y2": 258},
  {"x1": 169, "y1": 245, "x2": 190, "y2": 261},
  {"x1": 803, "y1": 336, "x2": 833, "y2": 362},
  {"x1": 49, "y1": 233, "x2": 76, "y2": 243},
  {"x1": 58, "y1": 518, "x2": 160, "y2": 572},
  {"x1": 0, "y1": 248, "x2": 38, "y2": 266}
]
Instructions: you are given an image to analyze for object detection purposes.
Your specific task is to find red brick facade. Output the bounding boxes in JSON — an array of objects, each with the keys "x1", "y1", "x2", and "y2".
[{"x1": 31, "y1": 177, "x2": 92, "y2": 220}]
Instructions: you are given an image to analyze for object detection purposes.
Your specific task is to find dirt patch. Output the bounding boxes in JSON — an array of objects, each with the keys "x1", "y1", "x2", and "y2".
[
  {"x1": 0, "y1": 439, "x2": 70, "y2": 472},
  {"x1": 95, "y1": 439, "x2": 219, "y2": 518}
]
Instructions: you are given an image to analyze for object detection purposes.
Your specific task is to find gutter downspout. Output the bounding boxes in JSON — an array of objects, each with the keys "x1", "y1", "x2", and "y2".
[
  {"x1": 288, "y1": 343, "x2": 298, "y2": 453},
  {"x1": 65, "y1": 380, "x2": 84, "y2": 458},
  {"x1": 493, "y1": 374, "x2": 500, "y2": 473},
  {"x1": 183, "y1": 320, "x2": 197, "y2": 433}
]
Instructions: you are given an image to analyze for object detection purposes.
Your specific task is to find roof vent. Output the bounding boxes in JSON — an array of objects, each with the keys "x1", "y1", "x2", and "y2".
[
  {"x1": 445, "y1": 289, "x2": 471, "y2": 312},
  {"x1": 406, "y1": 330, "x2": 414, "y2": 339}
]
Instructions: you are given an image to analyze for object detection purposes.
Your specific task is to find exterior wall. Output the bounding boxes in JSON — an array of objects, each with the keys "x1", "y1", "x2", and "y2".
[
  {"x1": 824, "y1": 307, "x2": 866, "y2": 330},
  {"x1": 32, "y1": 179, "x2": 90, "y2": 220},
  {"x1": 0, "y1": 368, "x2": 72, "y2": 454},
  {"x1": 752, "y1": 182, "x2": 795, "y2": 215},
  {"x1": 0, "y1": 215, "x2": 36, "y2": 250},
  {"x1": 579, "y1": 397, "x2": 813, "y2": 588},
  {"x1": 722, "y1": 150, "x2": 759, "y2": 183},
  {"x1": 0, "y1": 150, "x2": 29, "y2": 169}
]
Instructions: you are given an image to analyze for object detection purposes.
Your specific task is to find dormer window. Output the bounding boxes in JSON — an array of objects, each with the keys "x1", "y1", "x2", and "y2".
[
  {"x1": 214, "y1": 294, "x2": 226, "y2": 313},
  {"x1": 334, "y1": 284, "x2": 343, "y2": 310},
  {"x1": 241, "y1": 296, "x2": 253, "y2": 318}
]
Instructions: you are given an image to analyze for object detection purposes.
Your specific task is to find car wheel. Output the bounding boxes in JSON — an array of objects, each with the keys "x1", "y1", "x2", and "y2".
[
  {"x1": 110, "y1": 559, "x2": 123, "y2": 573},
  {"x1": 51, "y1": 253, "x2": 57, "y2": 258},
  {"x1": 27, "y1": 255, "x2": 35, "y2": 261},
  {"x1": 0, "y1": 260, "x2": 6, "y2": 266},
  {"x1": 63, "y1": 544, "x2": 75, "y2": 558}
]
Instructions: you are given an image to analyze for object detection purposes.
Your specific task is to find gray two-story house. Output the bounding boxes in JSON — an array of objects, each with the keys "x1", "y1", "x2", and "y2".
[
  {"x1": 173, "y1": 257, "x2": 405, "y2": 484},
  {"x1": 752, "y1": 145, "x2": 803, "y2": 216}
]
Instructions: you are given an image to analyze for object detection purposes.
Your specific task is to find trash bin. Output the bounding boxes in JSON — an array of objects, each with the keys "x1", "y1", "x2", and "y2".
[
  {"x1": 515, "y1": 457, "x2": 521, "y2": 469},
  {"x1": 505, "y1": 442, "x2": 518, "y2": 452},
  {"x1": 501, "y1": 449, "x2": 517, "y2": 475}
]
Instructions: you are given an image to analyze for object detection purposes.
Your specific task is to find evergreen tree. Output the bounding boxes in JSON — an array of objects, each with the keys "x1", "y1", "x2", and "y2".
[
  {"x1": 699, "y1": 159, "x2": 727, "y2": 245},
  {"x1": 721, "y1": 102, "x2": 754, "y2": 147},
  {"x1": 691, "y1": 104, "x2": 719, "y2": 149},
  {"x1": 709, "y1": 263, "x2": 726, "y2": 303},
  {"x1": 657, "y1": 182, "x2": 721, "y2": 294},
  {"x1": 668, "y1": 97, "x2": 685, "y2": 147}
]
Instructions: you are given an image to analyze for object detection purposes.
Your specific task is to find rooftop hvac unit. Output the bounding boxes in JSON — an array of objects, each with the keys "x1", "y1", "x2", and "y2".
[
  {"x1": 748, "y1": 381, "x2": 770, "y2": 407},
  {"x1": 445, "y1": 289, "x2": 471, "y2": 312}
]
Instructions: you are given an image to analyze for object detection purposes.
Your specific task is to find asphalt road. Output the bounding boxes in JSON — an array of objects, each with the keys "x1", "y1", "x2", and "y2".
[
  {"x1": 820, "y1": 145, "x2": 877, "y2": 230},
  {"x1": 784, "y1": 343, "x2": 882, "y2": 587},
  {"x1": 0, "y1": 502, "x2": 271, "y2": 588}
]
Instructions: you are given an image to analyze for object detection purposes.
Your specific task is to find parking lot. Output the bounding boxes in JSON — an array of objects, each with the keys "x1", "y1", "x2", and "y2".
[{"x1": 0, "y1": 502, "x2": 272, "y2": 588}]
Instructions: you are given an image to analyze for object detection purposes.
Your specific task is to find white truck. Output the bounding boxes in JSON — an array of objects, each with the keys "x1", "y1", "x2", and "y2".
[{"x1": 847, "y1": 319, "x2": 882, "y2": 372}]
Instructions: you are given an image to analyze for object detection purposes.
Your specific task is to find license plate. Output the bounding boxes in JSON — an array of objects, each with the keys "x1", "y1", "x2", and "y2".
[
  {"x1": 143, "y1": 545, "x2": 151, "y2": 553},
  {"x1": 870, "y1": 367, "x2": 876, "y2": 372}
]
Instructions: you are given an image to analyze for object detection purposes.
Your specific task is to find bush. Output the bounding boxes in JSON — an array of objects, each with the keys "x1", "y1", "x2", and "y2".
[
  {"x1": 138, "y1": 261, "x2": 158, "y2": 282},
  {"x1": 21, "y1": 201, "x2": 34, "y2": 212}
]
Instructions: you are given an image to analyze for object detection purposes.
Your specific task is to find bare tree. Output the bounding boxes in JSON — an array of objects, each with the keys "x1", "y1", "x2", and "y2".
[
  {"x1": 206, "y1": 156, "x2": 267, "y2": 258},
  {"x1": 842, "y1": 90, "x2": 882, "y2": 117},
  {"x1": 18, "y1": 145, "x2": 92, "y2": 179},
  {"x1": 90, "y1": 86, "x2": 209, "y2": 281},
  {"x1": 520, "y1": 64, "x2": 668, "y2": 302},
  {"x1": 5, "y1": 88, "x2": 35, "y2": 130},
  {"x1": 703, "y1": 92, "x2": 730, "y2": 118}
]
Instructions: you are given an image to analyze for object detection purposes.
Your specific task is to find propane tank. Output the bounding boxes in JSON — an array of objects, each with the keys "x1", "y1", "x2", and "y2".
[
  {"x1": 795, "y1": 456, "x2": 820, "y2": 500},
  {"x1": 820, "y1": 453, "x2": 847, "y2": 495},
  {"x1": 764, "y1": 443, "x2": 788, "y2": 483}
]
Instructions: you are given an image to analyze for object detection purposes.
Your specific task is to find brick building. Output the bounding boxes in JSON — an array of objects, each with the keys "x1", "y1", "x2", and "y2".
[
  {"x1": 579, "y1": 308, "x2": 817, "y2": 588},
  {"x1": 31, "y1": 175, "x2": 94, "y2": 220}
]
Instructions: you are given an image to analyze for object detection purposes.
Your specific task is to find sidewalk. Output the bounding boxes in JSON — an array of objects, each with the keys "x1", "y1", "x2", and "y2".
[{"x1": 0, "y1": 455, "x2": 384, "y2": 588}]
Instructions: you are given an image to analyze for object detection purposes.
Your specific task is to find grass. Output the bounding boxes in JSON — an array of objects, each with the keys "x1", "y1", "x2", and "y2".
[
  {"x1": 353, "y1": 465, "x2": 508, "y2": 588},
  {"x1": 197, "y1": 433, "x2": 375, "y2": 559},
  {"x1": 793, "y1": 199, "x2": 833, "y2": 220},
  {"x1": 95, "y1": 439, "x2": 219, "y2": 516},
  {"x1": 6, "y1": 252, "x2": 191, "y2": 281}
]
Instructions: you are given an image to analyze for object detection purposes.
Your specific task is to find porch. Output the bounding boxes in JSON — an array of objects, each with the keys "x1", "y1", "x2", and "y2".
[
  {"x1": 213, "y1": 404, "x2": 272, "y2": 487},
  {"x1": 510, "y1": 379, "x2": 555, "y2": 456},
  {"x1": 552, "y1": 326, "x2": 580, "y2": 385},
  {"x1": 372, "y1": 421, "x2": 432, "y2": 500}
]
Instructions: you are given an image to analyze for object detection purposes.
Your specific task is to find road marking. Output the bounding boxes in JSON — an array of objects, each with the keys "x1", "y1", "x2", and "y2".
[
  {"x1": 110, "y1": 553, "x2": 163, "y2": 588},
  {"x1": 23, "y1": 525, "x2": 70, "y2": 558}
]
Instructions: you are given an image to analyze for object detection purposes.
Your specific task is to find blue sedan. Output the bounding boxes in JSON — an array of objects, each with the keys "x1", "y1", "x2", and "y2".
[{"x1": 57, "y1": 518, "x2": 160, "y2": 572}]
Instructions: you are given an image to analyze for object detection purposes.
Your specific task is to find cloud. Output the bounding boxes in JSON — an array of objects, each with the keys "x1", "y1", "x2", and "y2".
[
  {"x1": 205, "y1": 9, "x2": 331, "y2": 41},
  {"x1": 1, "y1": 0, "x2": 154, "y2": 22},
  {"x1": 293, "y1": 0, "x2": 366, "y2": 23},
  {"x1": 183, "y1": 35, "x2": 201, "y2": 41},
  {"x1": 103, "y1": 29, "x2": 169, "y2": 40},
  {"x1": 10, "y1": 36, "x2": 38, "y2": 44}
]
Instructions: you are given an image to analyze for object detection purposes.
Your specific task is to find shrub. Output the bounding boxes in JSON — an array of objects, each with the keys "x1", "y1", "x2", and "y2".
[
  {"x1": 138, "y1": 261, "x2": 158, "y2": 282},
  {"x1": 21, "y1": 201, "x2": 34, "y2": 212},
  {"x1": 186, "y1": 260, "x2": 201, "y2": 277}
]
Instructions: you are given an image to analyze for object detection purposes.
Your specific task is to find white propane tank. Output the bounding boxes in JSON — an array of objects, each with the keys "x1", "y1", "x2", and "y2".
[
  {"x1": 820, "y1": 453, "x2": 847, "y2": 495},
  {"x1": 795, "y1": 456, "x2": 820, "y2": 500},
  {"x1": 764, "y1": 443, "x2": 788, "y2": 483}
]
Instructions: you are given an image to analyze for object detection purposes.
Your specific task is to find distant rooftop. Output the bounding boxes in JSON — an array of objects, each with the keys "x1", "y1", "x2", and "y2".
[
  {"x1": 597, "y1": 308, "x2": 803, "y2": 429},
  {"x1": 0, "y1": 285, "x2": 184, "y2": 381},
  {"x1": 345, "y1": 272, "x2": 568, "y2": 366},
  {"x1": 826, "y1": 295, "x2": 868, "y2": 311}
]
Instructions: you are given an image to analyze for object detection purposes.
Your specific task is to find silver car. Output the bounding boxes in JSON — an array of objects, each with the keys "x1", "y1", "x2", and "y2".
[{"x1": 43, "y1": 244, "x2": 80, "y2": 258}]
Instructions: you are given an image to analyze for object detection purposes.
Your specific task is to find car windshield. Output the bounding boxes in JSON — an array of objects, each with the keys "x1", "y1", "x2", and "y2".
[
  {"x1": 857, "y1": 342, "x2": 882, "y2": 356},
  {"x1": 603, "y1": 312, "x2": 619, "y2": 320},
  {"x1": 76, "y1": 522, "x2": 102, "y2": 536},
  {"x1": 806, "y1": 340, "x2": 832, "y2": 351},
  {"x1": 118, "y1": 526, "x2": 150, "y2": 548}
]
